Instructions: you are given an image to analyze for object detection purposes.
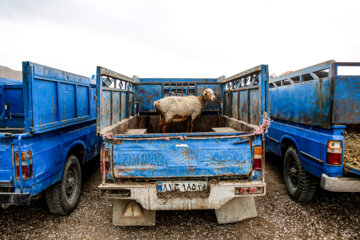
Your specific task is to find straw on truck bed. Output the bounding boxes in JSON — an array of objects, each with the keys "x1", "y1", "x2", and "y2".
[{"x1": 344, "y1": 128, "x2": 360, "y2": 171}]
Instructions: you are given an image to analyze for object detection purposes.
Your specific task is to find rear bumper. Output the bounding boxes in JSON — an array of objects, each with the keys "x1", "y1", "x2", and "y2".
[
  {"x1": 321, "y1": 174, "x2": 360, "y2": 192},
  {"x1": 0, "y1": 192, "x2": 31, "y2": 205},
  {"x1": 98, "y1": 181, "x2": 266, "y2": 210}
]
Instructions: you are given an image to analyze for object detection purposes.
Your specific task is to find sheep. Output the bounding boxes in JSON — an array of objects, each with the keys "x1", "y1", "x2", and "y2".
[{"x1": 153, "y1": 88, "x2": 216, "y2": 133}]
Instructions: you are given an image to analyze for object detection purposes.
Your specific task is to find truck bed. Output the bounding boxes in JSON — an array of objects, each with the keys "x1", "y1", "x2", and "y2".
[
  {"x1": 102, "y1": 114, "x2": 254, "y2": 135},
  {"x1": 97, "y1": 65, "x2": 268, "y2": 182},
  {"x1": 102, "y1": 114, "x2": 259, "y2": 179}
]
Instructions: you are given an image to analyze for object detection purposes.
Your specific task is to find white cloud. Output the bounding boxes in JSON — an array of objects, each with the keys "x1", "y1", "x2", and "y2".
[{"x1": 0, "y1": 0, "x2": 360, "y2": 78}]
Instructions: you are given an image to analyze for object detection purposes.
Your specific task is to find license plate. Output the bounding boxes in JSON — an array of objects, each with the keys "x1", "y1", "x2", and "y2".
[{"x1": 157, "y1": 181, "x2": 207, "y2": 192}]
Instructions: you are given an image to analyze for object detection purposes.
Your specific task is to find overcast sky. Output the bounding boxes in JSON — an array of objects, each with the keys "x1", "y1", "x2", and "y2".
[{"x1": 0, "y1": 0, "x2": 359, "y2": 78}]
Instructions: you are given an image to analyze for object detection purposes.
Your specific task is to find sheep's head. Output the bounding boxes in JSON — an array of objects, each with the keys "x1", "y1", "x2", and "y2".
[{"x1": 202, "y1": 88, "x2": 216, "y2": 101}]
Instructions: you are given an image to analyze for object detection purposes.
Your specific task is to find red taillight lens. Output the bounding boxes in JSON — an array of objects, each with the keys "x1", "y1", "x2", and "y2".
[
  {"x1": 22, "y1": 164, "x2": 33, "y2": 178},
  {"x1": 253, "y1": 146, "x2": 262, "y2": 171},
  {"x1": 101, "y1": 149, "x2": 111, "y2": 173},
  {"x1": 105, "y1": 161, "x2": 110, "y2": 172},
  {"x1": 327, "y1": 141, "x2": 342, "y2": 166},
  {"x1": 327, "y1": 152, "x2": 342, "y2": 165},
  {"x1": 15, "y1": 151, "x2": 33, "y2": 179}
]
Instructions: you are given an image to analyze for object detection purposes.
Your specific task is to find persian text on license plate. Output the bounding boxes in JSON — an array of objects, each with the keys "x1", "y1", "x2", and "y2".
[{"x1": 157, "y1": 181, "x2": 207, "y2": 192}]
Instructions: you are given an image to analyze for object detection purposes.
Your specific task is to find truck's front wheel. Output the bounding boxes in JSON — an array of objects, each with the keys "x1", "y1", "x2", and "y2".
[
  {"x1": 283, "y1": 146, "x2": 317, "y2": 202},
  {"x1": 46, "y1": 155, "x2": 82, "y2": 215}
]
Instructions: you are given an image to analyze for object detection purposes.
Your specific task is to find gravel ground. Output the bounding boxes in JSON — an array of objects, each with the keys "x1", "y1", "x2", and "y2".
[{"x1": 1, "y1": 155, "x2": 360, "y2": 240}]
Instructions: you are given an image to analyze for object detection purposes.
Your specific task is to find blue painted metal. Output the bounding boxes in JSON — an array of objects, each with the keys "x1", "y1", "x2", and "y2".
[
  {"x1": 96, "y1": 66, "x2": 136, "y2": 133},
  {"x1": 267, "y1": 60, "x2": 360, "y2": 181},
  {"x1": 266, "y1": 121, "x2": 345, "y2": 178},
  {"x1": 97, "y1": 65, "x2": 268, "y2": 182},
  {"x1": 0, "y1": 77, "x2": 22, "y2": 85},
  {"x1": 138, "y1": 78, "x2": 218, "y2": 83},
  {"x1": 0, "y1": 84, "x2": 24, "y2": 128},
  {"x1": 269, "y1": 60, "x2": 360, "y2": 128},
  {"x1": 0, "y1": 62, "x2": 102, "y2": 205},
  {"x1": 223, "y1": 65, "x2": 268, "y2": 125},
  {"x1": 111, "y1": 136, "x2": 260, "y2": 178},
  {"x1": 22, "y1": 62, "x2": 96, "y2": 133},
  {"x1": 135, "y1": 78, "x2": 223, "y2": 113}
]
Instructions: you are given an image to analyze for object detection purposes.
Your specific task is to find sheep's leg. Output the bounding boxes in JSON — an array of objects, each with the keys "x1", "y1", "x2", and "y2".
[
  {"x1": 190, "y1": 114, "x2": 198, "y2": 133},
  {"x1": 190, "y1": 119, "x2": 194, "y2": 132},
  {"x1": 162, "y1": 122, "x2": 167, "y2": 133},
  {"x1": 159, "y1": 115, "x2": 164, "y2": 133},
  {"x1": 186, "y1": 117, "x2": 191, "y2": 132},
  {"x1": 162, "y1": 115, "x2": 173, "y2": 133}
]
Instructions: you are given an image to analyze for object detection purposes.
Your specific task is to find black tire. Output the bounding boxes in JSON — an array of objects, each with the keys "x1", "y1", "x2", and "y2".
[
  {"x1": 283, "y1": 146, "x2": 318, "y2": 202},
  {"x1": 46, "y1": 155, "x2": 82, "y2": 215}
]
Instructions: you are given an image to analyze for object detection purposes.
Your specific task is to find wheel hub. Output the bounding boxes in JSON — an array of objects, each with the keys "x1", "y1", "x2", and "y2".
[
  {"x1": 66, "y1": 169, "x2": 76, "y2": 198},
  {"x1": 288, "y1": 159, "x2": 299, "y2": 187}
]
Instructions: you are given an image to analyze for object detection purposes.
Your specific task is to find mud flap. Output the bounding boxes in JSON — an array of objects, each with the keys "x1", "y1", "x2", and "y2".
[
  {"x1": 112, "y1": 200, "x2": 156, "y2": 226},
  {"x1": 215, "y1": 197, "x2": 257, "y2": 224}
]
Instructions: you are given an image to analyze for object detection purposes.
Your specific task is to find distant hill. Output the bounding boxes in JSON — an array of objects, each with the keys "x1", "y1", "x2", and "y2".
[{"x1": 0, "y1": 65, "x2": 22, "y2": 80}]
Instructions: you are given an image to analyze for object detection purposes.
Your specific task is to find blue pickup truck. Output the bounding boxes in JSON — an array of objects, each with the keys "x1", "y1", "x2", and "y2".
[
  {"x1": 266, "y1": 60, "x2": 360, "y2": 202},
  {"x1": 0, "y1": 62, "x2": 101, "y2": 215},
  {"x1": 97, "y1": 65, "x2": 270, "y2": 226}
]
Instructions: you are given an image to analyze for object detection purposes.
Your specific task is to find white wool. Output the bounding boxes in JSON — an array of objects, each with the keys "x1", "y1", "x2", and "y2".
[{"x1": 154, "y1": 88, "x2": 215, "y2": 132}]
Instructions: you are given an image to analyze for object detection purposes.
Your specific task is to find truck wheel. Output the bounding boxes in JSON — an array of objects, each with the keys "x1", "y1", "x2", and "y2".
[
  {"x1": 283, "y1": 146, "x2": 317, "y2": 202},
  {"x1": 46, "y1": 155, "x2": 82, "y2": 215}
]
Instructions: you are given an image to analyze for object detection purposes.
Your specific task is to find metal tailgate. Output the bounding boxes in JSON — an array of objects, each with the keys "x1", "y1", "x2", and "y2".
[{"x1": 111, "y1": 135, "x2": 255, "y2": 178}]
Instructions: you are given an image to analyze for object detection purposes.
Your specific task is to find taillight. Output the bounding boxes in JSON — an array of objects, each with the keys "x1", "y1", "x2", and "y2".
[
  {"x1": 15, "y1": 151, "x2": 33, "y2": 179},
  {"x1": 327, "y1": 140, "x2": 342, "y2": 166},
  {"x1": 253, "y1": 146, "x2": 262, "y2": 171},
  {"x1": 101, "y1": 148, "x2": 111, "y2": 173}
]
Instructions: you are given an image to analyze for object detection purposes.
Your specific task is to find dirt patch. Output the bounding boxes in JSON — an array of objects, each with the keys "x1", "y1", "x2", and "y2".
[
  {"x1": 344, "y1": 129, "x2": 360, "y2": 171},
  {"x1": 1, "y1": 157, "x2": 360, "y2": 239}
]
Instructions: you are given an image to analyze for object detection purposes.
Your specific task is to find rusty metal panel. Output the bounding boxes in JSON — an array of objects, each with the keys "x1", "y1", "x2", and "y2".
[
  {"x1": 231, "y1": 91, "x2": 238, "y2": 118},
  {"x1": 225, "y1": 92, "x2": 231, "y2": 116},
  {"x1": 96, "y1": 66, "x2": 135, "y2": 133},
  {"x1": 223, "y1": 65, "x2": 268, "y2": 126},
  {"x1": 333, "y1": 76, "x2": 360, "y2": 124},
  {"x1": 121, "y1": 92, "x2": 127, "y2": 120},
  {"x1": 129, "y1": 92, "x2": 134, "y2": 116},
  {"x1": 112, "y1": 92, "x2": 120, "y2": 124},
  {"x1": 269, "y1": 79, "x2": 332, "y2": 128},
  {"x1": 100, "y1": 90, "x2": 111, "y2": 130},
  {"x1": 269, "y1": 60, "x2": 335, "y2": 128},
  {"x1": 111, "y1": 135, "x2": 258, "y2": 178},
  {"x1": 136, "y1": 80, "x2": 221, "y2": 113},
  {"x1": 238, "y1": 90, "x2": 248, "y2": 122},
  {"x1": 249, "y1": 89, "x2": 260, "y2": 125},
  {"x1": 269, "y1": 61, "x2": 360, "y2": 127},
  {"x1": 136, "y1": 84, "x2": 162, "y2": 112}
]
